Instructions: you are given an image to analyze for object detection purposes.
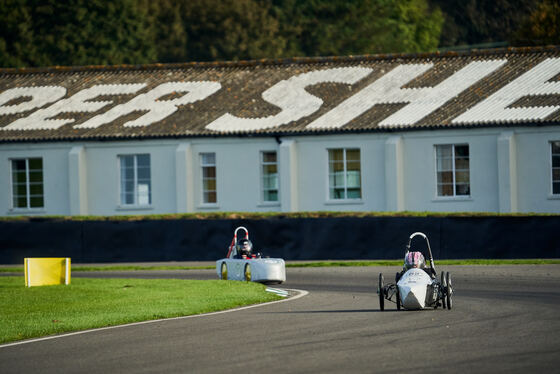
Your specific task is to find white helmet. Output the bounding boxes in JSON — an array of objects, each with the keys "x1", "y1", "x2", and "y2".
[{"x1": 404, "y1": 251, "x2": 425, "y2": 269}]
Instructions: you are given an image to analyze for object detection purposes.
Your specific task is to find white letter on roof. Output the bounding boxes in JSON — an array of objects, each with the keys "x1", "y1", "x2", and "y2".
[
  {"x1": 452, "y1": 58, "x2": 560, "y2": 124},
  {"x1": 76, "y1": 81, "x2": 221, "y2": 128},
  {"x1": 0, "y1": 86, "x2": 66, "y2": 115},
  {"x1": 2, "y1": 84, "x2": 146, "y2": 130},
  {"x1": 307, "y1": 60, "x2": 506, "y2": 129},
  {"x1": 205, "y1": 67, "x2": 373, "y2": 132}
]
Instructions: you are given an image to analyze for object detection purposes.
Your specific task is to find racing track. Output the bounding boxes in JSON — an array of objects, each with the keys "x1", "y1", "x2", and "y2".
[{"x1": 1, "y1": 265, "x2": 559, "y2": 373}]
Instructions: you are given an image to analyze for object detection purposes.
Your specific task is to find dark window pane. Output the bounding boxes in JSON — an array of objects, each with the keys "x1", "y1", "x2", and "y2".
[
  {"x1": 203, "y1": 167, "x2": 216, "y2": 178},
  {"x1": 136, "y1": 154, "x2": 150, "y2": 167},
  {"x1": 201, "y1": 153, "x2": 215, "y2": 165},
  {"x1": 30, "y1": 196, "x2": 44, "y2": 208},
  {"x1": 125, "y1": 181, "x2": 134, "y2": 193},
  {"x1": 29, "y1": 184, "x2": 43, "y2": 195},
  {"x1": 329, "y1": 161, "x2": 344, "y2": 173},
  {"x1": 553, "y1": 182, "x2": 560, "y2": 194},
  {"x1": 15, "y1": 196, "x2": 27, "y2": 208},
  {"x1": 124, "y1": 193, "x2": 134, "y2": 205},
  {"x1": 263, "y1": 175, "x2": 278, "y2": 189},
  {"x1": 13, "y1": 171, "x2": 27, "y2": 183},
  {"x1": 438, "y1": 184, "x2": 453, "y2": 196},
  {"x1": 455, "y1": 157, "x2": 469, "y2": 170},
  {"x1": 203, "y1": 179, "x2": 216, "y2": 191},
  {"x1": 264, "y1": 190, "x2": 278, "y2": 202},
  {"x1": 329, "y1": 149, "x2": 343, "y2": 162},
  {"x1": 264, "y1": 165, "x2": 277, "y2": 174},
  {"x1": 551, "y1": 141, "x2": 560, "y2": 154},
  {"x1": 553, "y1": 156, "x2": 560, "y2": 168},
  {"x1": 123, "y1": 167, "x2": 134, "y2": 180},
  {"x1": 334, "y1": 188, "x2": 345, "y2": 199},
  {"x1": 29, "y1": 171, "x2": 43, "y2": 183},
  {"x1": 346, "y1": 149, "x2": 360, "y2": 161},
  {"x1": 204, "y1": 191, "x2": 217, "y2": 203},
  {"x1": 28, "y1": 158, "x2": 42, "y2": 170},
  {"x1": 137, "y1": 167, "x2": 150, "y2": 179},
  {"x1": 455, "y1": 145, "x2": 469, "y2": 157},
  {"x1": 12, "y1": 159, "x2": 26, "y2": 171},
  {"x1": 456, "y1": 171, "x2": 470, "y2": 183},
  {"x1": 262, "y1": 152, "x2": 276, "y2": 163},
  {"x1": 436, "y1": 145, "x2": 452, "y2": 159},
  {"x1": 347, "y1": 188, "x2": 361, "y2": 199},
  {"x1": 438, "y1": 171, "x2": 453, "y2": 183},
  {"x1": 332, "y1": 172, "x2": 345, "y2": 187},
  {"x1": 15, "y1": 183, "x2": 27, "y2": 195},
  {"x1": 347, "y1": 161, "x2": 361, "y2": 172},
  {"x1": 121, "y1": 156, "x2": 134, "y2": 168},
  {"x1": 553, "y1": 168, "x2": 560, "y2": 181},
  {"x1": 456, "y1": 184, "x2": 470, "y2": 196}
]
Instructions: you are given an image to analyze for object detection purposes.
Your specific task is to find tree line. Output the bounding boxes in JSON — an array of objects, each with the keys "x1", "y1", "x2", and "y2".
[{"x1": 0, "y1": 0, "x2": 558, "y2": 68}]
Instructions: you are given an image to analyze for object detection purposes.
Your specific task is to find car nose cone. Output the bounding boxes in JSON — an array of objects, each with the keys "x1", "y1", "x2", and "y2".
[{"x1": 400, "y1": 284, "x2": 427, "y2": 309}]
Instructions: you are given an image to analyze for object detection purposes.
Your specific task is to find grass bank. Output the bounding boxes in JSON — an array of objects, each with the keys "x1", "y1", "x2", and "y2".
[
  {"x1": 1, "y1": 210, "x2": 558, "y2": 222},
  {"x1": 0, "y1": 277, "x2": 281, "y2": 344},
  {"x1": 1, "y1": 259, "x2": 559, "y2": 273}
]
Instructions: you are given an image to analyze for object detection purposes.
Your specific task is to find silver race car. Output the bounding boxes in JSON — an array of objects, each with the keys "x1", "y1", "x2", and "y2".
[
  {"x1": 378, "y1": 232, "x2": 453, "y2": 311},
  {"x1": 216, "y1": 226, "x2": 286, "y2": 284}
]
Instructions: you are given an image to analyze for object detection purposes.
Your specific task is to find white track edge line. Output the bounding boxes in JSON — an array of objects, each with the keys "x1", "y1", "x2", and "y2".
[{"x1": 0, "y1": 288, "x2": 309, "y2": 349}]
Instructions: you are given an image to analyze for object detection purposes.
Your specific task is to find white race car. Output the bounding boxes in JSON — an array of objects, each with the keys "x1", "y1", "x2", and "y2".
[
  {"x1": 378, "y1": 232, "x2": 453, "y2": 311},
  {"x1": 216, "y1": 226, "x2": 286, "y2": 284}
]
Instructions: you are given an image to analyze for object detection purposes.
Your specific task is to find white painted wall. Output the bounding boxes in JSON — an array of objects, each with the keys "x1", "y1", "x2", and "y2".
[
  {"x1": 1, "y1": 126, "x2": 559, "y2": 216},
  {"x1": 515, "y1": 128, "x2": 560, "y2": 213},
  {"x1": 0, "y1": 144, "x2": 70, "y2": 216},
  {"x1": 400, "y1": 129, "x2": 501, "y2": 212}
]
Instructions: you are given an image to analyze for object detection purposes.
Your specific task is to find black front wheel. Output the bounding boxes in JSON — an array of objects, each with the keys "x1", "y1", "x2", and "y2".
[
  {"x1": 395, "y1": 272, "x2": 401, "y2": 310},
  {"x1": 446, "y1": 272, "x2": 453, "y2": 310},
  {"x1": 441, "y1": 271, "x2": 447, "y2": 309},
  {"x1": 378, "y1": 273, "x2": 385, "y2": 311}
]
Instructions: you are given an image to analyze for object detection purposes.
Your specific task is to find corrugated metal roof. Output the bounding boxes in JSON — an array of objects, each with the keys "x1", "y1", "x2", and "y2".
[{"x1": 0, "y1": 46, "x2": 559, "y2": 143}]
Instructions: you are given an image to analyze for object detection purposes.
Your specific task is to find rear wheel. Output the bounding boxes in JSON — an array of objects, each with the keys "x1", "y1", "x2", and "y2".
[
  {"x1": 244, "y1": 263, "x2": 252, "y2": 282},
  {"x1": 446, "y1": 272, "x2": 453, "y2": 310},
  {"x1": 378, "y1": 273, "x2": 385, "y2": 311},
  {"x1": 441, "y1": 271, "x2": 447, "y2": 309},
  {"x1": 220, "y1": 262, "x2": 227, "y2": 280}
]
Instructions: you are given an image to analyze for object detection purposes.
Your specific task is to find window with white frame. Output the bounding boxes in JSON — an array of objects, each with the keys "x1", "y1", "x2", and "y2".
[
  {"x1": 119, "y1": 154, "x2": 151, "y2": 206},
  {"x1": 435, "y1": 144, "x2": 470, "y2": 197},
  {"x1": 552, "y1": 141, "x2": 560, "y2": 195},
  {"x1": 201, "y1": 153, "x2": 217, "y2": 204},
  {"x1": 261, "y1": 151, "x2": 279, "y2": 202},
  {"x1": 11, "y1": 158, "x2": 44, "y2": 209},
  {"x1": 328, "y1": 148, "x2": 361, "y2": 200}
]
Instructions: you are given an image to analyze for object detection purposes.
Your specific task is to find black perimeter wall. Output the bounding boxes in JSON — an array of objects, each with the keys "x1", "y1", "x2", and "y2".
[{"x1": 0, "y1": 216, "x2": 559, "y2": 264}]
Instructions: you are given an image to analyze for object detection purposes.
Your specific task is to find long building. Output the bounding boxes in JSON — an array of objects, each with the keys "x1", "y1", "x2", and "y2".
[{"x1": 0, "y1": 47, "x2": 559, "y2": 216}]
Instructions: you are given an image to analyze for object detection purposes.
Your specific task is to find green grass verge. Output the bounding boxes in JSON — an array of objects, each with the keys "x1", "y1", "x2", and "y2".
[
  {"x1": 1, "y1": 210, "x2": 558, "y2": 222},
  {"x1": 0, "y1": 276, "x2": 281, "y2": 344},
  {"x1": 1, "y1": 259, "x2": 558, "y2": 273}
]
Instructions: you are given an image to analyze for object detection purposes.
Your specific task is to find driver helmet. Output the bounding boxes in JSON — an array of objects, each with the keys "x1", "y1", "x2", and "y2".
[
  {"x1": 404, "y1": 251, "x2": 426, "y2": 269},
  {"x1": 237, "y1": 238, "x2": 253, "y2": 256}
]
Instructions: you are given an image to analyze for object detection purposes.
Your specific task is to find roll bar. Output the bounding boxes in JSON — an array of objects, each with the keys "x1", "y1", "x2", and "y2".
[{"x1": 226, "y1": 226, "x2": 249, "y2": 258}]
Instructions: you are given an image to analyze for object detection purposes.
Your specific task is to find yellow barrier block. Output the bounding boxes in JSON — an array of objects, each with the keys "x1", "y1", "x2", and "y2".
[{"x1": 24, "y1": 258, "x2": 71, "y2": 287}]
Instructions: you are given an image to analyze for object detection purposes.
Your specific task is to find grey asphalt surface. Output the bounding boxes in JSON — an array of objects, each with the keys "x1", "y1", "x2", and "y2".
[{"x1": 1, "y1": 264, "x2": 559, "y2": 373}]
